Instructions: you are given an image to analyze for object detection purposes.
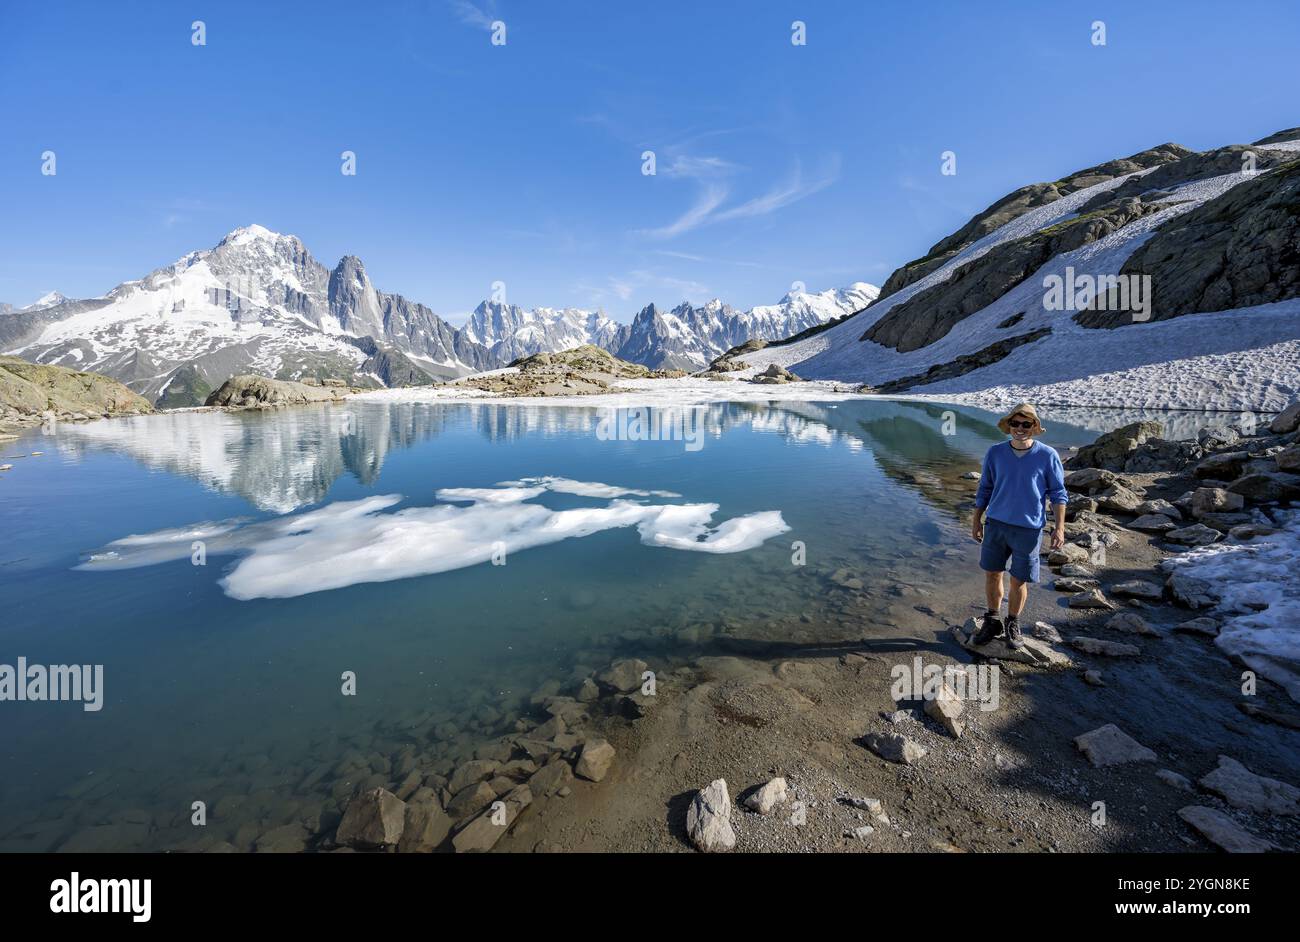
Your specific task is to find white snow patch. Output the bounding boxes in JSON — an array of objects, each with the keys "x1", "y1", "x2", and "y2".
[{"x1": 1163, "y1": 512, "x2": 1300, "y2": 703}]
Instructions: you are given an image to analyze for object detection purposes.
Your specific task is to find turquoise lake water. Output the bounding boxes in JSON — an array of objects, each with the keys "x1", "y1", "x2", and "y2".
[{"x1": 0, "y1": 397, "x2": 1200, "y2": 851}]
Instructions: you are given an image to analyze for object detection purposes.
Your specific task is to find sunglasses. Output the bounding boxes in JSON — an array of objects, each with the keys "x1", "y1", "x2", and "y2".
[{"x1": 1008, "y1": 420, "x2": 1035, "y2": 430}]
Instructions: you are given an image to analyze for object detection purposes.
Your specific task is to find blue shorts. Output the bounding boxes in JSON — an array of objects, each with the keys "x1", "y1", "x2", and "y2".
[{"x1": 980, "y1": 518, "x2": 1042, "y2": 583}]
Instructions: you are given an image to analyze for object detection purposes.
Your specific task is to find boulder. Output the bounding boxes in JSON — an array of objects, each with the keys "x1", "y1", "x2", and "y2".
[
  {"x1": 528, "y1": 759, "x2": 575, "y2": 797},
  {"x1": 743, "y1": 777, "x2": 789, "y2": 815},
  {"x1": 574, "y1": 739, "x2": 616, "y2": 782},
  {"x1": 205, "y1": 374, "x2": 346, "y2": 408},
  {"x1": 1094, "y1": 484, "x2": 1144, "y2": 514},
  {"x1": 452, "y1": 785, "x2": 532, "y2": 853},
  {"x1": 1191, "y1": 487, "x2": 1244, "y2": 517},
  {"x1": 397, "y1": 797, "x2": 453, "y2": 853},
  {"x1": 1068, "y1": 588, "x2": 1114, "y2": 609},
  {"x1": 686, "y1": 779, "x2": 737, "y2": 852},
  {"x1": 448, "y1": 759, "x2": 500, "y2": 795},
  {"x1": 1110, "y1": 580, "x2": 1164, "y2": 601},
  {"x1": 1065, "y1": 467, "x2": 1117, "y2": 493},
  {"x1": 1198, "y1": 755, "x2": 1300, "y2": 815},
  {"x1": 1166, "y1": 571, "x2": 1219, "y2": 608},
  {"x1": 1106, "y1": 612, "x2": 1160, "y2": 636},
  {"x1": 1156, "y1": 769, "x2": 1194, "y2": 791},
  {"x1": 1073, "y1": 724, "x2": 1157, "y2": 767},
  {"x1": 1070, "y1": 637, "x2": 1140, "y2": 657},
  {"x1": 1269, "y1": 401, "x2": 1300, "y2": 434},
  {"x1": 862, "y1": 731, "x2": 928, "y2": 764},
  {"x1": 446, "y1": 780, "x2": 497, "y2": 821},
  {"x1": 1128, "y1": 513, "x2": 1178, "y2": 533},
  {"x1": 1048, "y1": 542, "x2": 1091, "y2": 565},
  {"x1": 1178, "y1": 806, "x2": 1275, "y2": 853},
  {"x1": 1165, "y1": 523, "x2": 1222, "y2": 546},
  {"x1": 1197, "y1": 511, "x2": 1253, "y2": 532},
  {"x1": 1228, "y1": 472, "x2": 1300, "y2": 502},
  {"x1": 1135, "y1": 498, "x2": 1181, "y2": 520},
  {"x1": 1069, "y1": 421, "x2": 1164, "y2": 471},
  {"x1": 1277, "y1": 444, "x2": 1300, "y2": 472},
  {"x1": 1054, "y1": 577, "x2": 1098, "y2": 592},
  {"x1": 923, "y1": 683, "x2": 966, "y2": 738},
  {"x1": 596, "y1": 658, "x2": 649, "y2": 694},
  {"x1": 1195, "y1": 451, "x2": 1250, "y2": 480},
  {"x1": 336, "y1": 788, "x2": 407, "y2": 849},
  {"x1": 1173, "y1": 617, "x2": 1219, "y2": 637}
]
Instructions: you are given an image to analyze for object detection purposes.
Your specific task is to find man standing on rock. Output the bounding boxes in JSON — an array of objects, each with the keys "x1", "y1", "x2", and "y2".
[{"x1": 970, "y1": 403, "x2": 1068, "y2": 649}]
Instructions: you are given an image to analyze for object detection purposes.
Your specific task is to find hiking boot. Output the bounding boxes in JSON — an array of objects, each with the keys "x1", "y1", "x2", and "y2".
[
  {"x1": 1005, "y1": 615, "x2": 1025, "y2": 650},
  {"x1": 973, "y1": 613, "x2": 1003, "y2": 646}
]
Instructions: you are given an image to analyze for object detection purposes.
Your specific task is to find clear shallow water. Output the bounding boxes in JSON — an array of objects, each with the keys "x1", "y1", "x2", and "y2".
[{"x1": 0, "y1": 398, "x2": 1187, "y2": 851}]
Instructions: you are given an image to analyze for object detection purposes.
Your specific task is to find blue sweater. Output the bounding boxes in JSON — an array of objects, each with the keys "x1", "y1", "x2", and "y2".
[{"x1": 975, "y1": 440, "x2": 1069, "y2": 530}]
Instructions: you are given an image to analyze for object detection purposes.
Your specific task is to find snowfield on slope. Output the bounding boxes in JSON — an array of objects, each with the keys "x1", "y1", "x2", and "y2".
[{"x1": 744, "y1": 165, "x2": 1300, "y2": 412}]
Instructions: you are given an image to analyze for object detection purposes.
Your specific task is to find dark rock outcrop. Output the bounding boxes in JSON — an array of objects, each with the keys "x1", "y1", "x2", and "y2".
[
  {"x1": 1078, "y1": 159, "x2": 1300, "y2": 327},
  {"x1": 875, "y1": 328, "x2": 1050, "y2": 393},
  {"x1": 864, "y1": 198, "x2": 1163, "y2": 352}
]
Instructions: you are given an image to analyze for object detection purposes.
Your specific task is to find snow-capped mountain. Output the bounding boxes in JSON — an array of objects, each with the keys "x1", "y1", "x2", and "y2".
[
  {"x1": 462, "y1": 301, "x2": 632, "y2": 363},
  {"x1": 743, "y1": 127, "x2": 1300, "y2": 412},
  {"x1": 24, "y1": 292, "x2": 68, "y2": 311},
  {"x1": 1, "y1": 223, "x2": 878, "y2": 405},
  {"x1": 614, "y1": 284, "x2": 878, "y2": 370},
  {"x1": 0, "y1": 225, "x2": 495, "y2": 405}
]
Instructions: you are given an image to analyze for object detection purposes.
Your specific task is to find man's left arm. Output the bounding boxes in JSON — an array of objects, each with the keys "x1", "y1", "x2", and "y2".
[{"x1": 1046, "y1": 451, "x2": 1069, "y2": 550}]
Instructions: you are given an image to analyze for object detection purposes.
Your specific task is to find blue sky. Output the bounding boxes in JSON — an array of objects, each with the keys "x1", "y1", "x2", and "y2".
[{"x1": 2, "y1": 0, "x2": 1297, "y2": 324}]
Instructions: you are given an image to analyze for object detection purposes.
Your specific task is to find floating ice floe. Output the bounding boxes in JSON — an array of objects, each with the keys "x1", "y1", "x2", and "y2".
[{"x1": 76, "y1": 478, "x2": 789, "y2": 601}]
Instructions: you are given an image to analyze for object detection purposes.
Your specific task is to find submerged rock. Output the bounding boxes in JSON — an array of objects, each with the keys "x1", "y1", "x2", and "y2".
[
  {"x1": 452, "y1": 784, "x2": 532, "y2": 853},
  {"x1": 336, "y1": 787, "x2": 406, "y2": 849}
]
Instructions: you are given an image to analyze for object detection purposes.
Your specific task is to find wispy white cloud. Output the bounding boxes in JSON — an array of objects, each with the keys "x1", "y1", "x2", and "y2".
[
  {"x1": 449, "y1": 0, "x2": 497, "y2": 29},
  {"x1": 639, "y1": 155, "x2": 840, "y2": 239}
]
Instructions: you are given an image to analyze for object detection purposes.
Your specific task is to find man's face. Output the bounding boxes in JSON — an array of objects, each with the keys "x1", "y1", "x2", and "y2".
[{"x1": 1008, "y1": 413, "x2": 1035, "y2": 443}]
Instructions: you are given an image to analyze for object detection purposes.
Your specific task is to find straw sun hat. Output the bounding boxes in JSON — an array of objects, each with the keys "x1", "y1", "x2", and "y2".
[{"x1": 996, "y1": 402, "x2": 1046, "y2": 435}]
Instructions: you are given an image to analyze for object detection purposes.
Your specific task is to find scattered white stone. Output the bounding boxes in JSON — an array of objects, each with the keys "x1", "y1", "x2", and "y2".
[
  {"x1": 923, "y1": 683, "x2": 966, "y2": 738},
  {"x1": 1106, "y1": 612, "x2": 1160, "y2": 636},
  {"x1": 743, "y1": 777, "x2": 788, "y2": 815},
  {"x1": 686, "y1": 779, "x2": 736, "y2": 852},
  {"x1": 1199, "y1": 755, "x2": 1300, "y2": 815},
  {"x1": 1111, "y1": 580, "x2": 1164, "y2": 600},
  {"x1": 1178, "y1": 806, "x2": 1275, "y2": 853},
  {"x1": 574, "y1": 738, "x2": 616, "y2": 782},
  {"x1": 1155, "y1": 769, "x2": 1193, "y2": 791},
  {"x1": 1070, "y1": 636, "x2": 1140, "y2": 657},
  {"x1": 862, "y1": 731, "x2": 927, "y2": 765},
  {"x1": 1074, "y1": 724, "x2": 1157, "y2": 767}
]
